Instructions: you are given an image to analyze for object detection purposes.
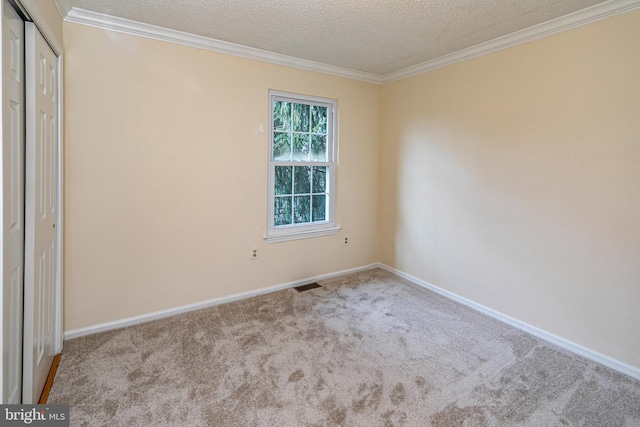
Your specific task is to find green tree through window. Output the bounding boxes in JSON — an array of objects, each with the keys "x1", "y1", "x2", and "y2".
[{"x1": 268, "y1": 91, "x2": 338, "y2": 242}]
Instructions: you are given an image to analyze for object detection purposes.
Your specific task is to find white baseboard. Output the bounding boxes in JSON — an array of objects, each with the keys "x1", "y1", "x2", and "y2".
[
  {"x1": 64, "y1": 262, "x2": 640, "y2": 382},
  {"x1": 375, "y1": 263, "x2": 640, "y2": 381},
  {"x1": 64, "y1": 263, "x2": 378, "y2": 340}
]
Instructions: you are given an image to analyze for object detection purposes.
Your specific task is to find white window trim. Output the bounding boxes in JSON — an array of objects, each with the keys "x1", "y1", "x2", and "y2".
[{"x1": 266, "y1": 90, "x2": 339, "y2": 243}]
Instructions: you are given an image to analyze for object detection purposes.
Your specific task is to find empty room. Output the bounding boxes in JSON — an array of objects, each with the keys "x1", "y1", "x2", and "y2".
[{"x1": 2, "y1": 0, "x2": 639, "y2": 425}]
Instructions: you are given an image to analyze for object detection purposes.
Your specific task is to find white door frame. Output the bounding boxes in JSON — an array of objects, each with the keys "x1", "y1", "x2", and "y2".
[
  {"x1": 0, "y1": 0, "x2": 63, "y2": 403},
  {"x1": 1, "y1": 0, "x2": 26, "y2": 404}
]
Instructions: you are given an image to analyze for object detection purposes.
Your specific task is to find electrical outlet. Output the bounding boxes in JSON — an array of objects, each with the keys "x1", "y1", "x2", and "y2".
[
  {"x1": 343, "y1": 235, "x2": 349, "y2": 246},
  {"x1": 250, "y1": 247, "x2": 259, "y2": 260}
]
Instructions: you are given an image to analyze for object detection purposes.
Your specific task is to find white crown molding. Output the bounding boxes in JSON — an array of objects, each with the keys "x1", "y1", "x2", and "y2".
[
  {"x1": 53, "y1": 0, "x2": 72, "y2": 19},
  {"x1": 383, "y1": 0, "x2": 640, "y2": 83},
  {"x1": 63, "y1": 1, "x2": 640, "y2": 84},
  {"x1": 63, "y1": 1, "x2": 640, "y2": 86},
  {"x1": 64, "y1": 8, "x2": 384, "y2": 85},
  {"x1": 375, "y1": 263, "x2": 640, "y2": 382}
]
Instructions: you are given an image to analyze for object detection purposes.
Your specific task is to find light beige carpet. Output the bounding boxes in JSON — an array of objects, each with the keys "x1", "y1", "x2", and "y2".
[{"x1": 48, "y1": 269, "x2": 640, "y2": 426}]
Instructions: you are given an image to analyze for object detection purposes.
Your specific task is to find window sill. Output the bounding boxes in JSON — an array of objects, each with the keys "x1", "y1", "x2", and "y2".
[{"x1": 265, "y1": 226, "x2": 342, "y2": 243}]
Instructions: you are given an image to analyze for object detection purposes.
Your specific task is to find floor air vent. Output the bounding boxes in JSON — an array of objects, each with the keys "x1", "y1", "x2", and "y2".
[{"x1": 294, "y1": 282, "x2": 322, "y2": 292}]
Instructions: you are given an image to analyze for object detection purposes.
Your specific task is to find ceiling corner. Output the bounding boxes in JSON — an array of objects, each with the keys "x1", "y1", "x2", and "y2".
[
  {"x1": 382, "y1": 0, "x2": 640, "y2": 84},
  {"x1": 53, "y1": 0, "x2": 72, "y2": 19}
]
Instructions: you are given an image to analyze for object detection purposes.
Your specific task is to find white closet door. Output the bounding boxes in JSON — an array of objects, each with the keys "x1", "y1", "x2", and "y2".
[
  {"x1": 23, "y1": 21, "x2": 57, "y2": 404},
  {"x1": 2, "y1": 0, "x2": 25, "y2": 404}
]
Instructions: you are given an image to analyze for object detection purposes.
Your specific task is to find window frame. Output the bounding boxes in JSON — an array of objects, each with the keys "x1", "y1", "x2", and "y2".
[{"x1": 266, "y1": 90, "x2": 340, "y2": 243}]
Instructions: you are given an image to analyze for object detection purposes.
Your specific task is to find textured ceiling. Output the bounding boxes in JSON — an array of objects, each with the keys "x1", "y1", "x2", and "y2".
[{"x1": 63, "y1": 0, "x2": 606, "y2": 75}]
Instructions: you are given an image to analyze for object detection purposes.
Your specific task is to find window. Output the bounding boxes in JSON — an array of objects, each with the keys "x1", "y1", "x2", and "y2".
[{"x1": 267, "y1": 91, "x2": 340, "y2": 242}]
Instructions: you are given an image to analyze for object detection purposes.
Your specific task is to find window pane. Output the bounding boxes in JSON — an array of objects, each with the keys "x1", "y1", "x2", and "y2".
[
  {"x1": 293, "y1": 103, "x2": 310, "y2": 132},
  {"x1": 311, "y1": 135, "x2": 327, "y2": 161},
  {"x1": 312, "y1": 166, "x2": 327, "y2": 193},
  {"x1": 274, "y1": 166, "x2": 292, "y2": 195},
  {"x1": 294, "y1": 196, "x2": 311, "y2": 223},
  {"x1": 273, "y1": 101, "x2": 291, "y2": 131},
  {"x1": 273, "y1": 132, "x2": 291, "y2": 161},
  {"x1": 268, "y1": 92, "x2": 336, "y2": 239},
  {"x1": 294, "y1": 166, "x2": 311, "y2": 194},
  {"x1": 312, "y1": 195, "x2": 326, "y2": 222},
  {"x1": 311, "y1": 105, "x2": 327, "y2": 134},
  {"x1": 292, "y1": 133, "x2": 310, "y2": 161},
  {"x1": 274, "y1": 196, "x2": 292, "y2": 226}
]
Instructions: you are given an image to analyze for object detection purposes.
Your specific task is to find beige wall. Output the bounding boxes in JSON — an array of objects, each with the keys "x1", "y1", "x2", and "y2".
[
  {"x1": 62, "y1": 22, "x2": 381, "y2": 330},
  {"x1": 31, "y1": 0, "x2": 63, "y2": 43},
  {"x1": 63, "y1": 9, "x2": 640, "y2": 370},
  {"x1": 380, "y1": 10, "x2": 640, "y2": 368}
]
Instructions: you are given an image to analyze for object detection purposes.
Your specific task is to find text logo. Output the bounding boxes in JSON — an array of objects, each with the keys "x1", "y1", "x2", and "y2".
[{"x1": 0, "y1": 405, "x2": 68, "y2": 426}]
